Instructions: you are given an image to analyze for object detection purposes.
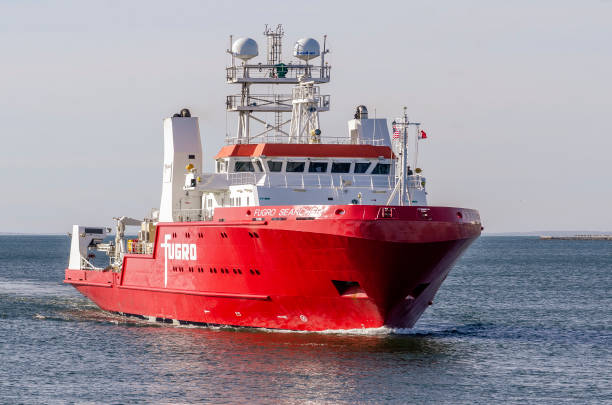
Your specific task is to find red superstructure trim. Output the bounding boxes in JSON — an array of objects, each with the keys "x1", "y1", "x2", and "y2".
[{"x1": 214, "y1": 143, "x2": 395, "y2": 159}]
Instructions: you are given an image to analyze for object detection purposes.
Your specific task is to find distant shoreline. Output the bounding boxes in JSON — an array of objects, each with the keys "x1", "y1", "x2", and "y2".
[
  {"x1": 484, "y1": 231, "x2": 612, "y2": 237},
  {"x1": 539, "y1": 235, "x2": 612, "y2": 240}
]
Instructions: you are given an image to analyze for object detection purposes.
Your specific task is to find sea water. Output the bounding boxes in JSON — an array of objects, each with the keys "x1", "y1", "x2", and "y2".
[{"x1": 0, "y1": 235, "x2": 610, "y2": 404}]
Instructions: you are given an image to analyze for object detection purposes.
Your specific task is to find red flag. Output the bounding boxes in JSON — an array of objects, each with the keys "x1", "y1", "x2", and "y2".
[{"x1": 419, "y1": 130, "x2": 427, "y2": 139}]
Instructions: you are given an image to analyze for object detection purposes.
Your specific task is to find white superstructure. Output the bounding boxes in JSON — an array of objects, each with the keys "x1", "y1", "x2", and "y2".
[
  {"x1": 158, "y1": 25, "x2": 429, "y2": 223},
  {"x1": 159, "y1": 111, "x2": 202, "y2": 222}
]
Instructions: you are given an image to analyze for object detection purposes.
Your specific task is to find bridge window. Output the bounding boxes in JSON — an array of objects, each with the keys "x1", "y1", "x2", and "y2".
[
  {"x1": 371, "y1": 163, "x2": 390, "y2": 174},
  {"x1": 286, "y1": 162, "x2": 305, "y2": 172},
  {"x1": 331, "y1": 162, "x2": 351, "y2": 173},
  {"x1": 267, "y1": 161, "x2": 283, "y2": 172},
  {"x1": 354, "y1": 162, "x2": 371, "y2": 173},
  {"x1": 308, "y1": 162, "x2": 328, "y2": 173},
  {"x1": 255, "y1": 160, "x2": 263, "y2": 172},
  {"x1": 235, "y1": 161, "x2": 255, "y2": 172}
]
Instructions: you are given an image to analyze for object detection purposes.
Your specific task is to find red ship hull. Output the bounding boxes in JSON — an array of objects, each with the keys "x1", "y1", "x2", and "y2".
[{"x1": 65, "y1": 205, "x2": 481, "y2": 331}]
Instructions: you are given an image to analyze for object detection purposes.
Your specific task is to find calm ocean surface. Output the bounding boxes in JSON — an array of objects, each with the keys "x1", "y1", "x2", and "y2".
[{"x1": 0, "y1": 235, "x2": 610, "y2": 404}]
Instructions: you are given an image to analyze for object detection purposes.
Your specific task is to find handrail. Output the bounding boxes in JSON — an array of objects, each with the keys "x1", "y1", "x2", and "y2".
[
  {"x1": 172, "y1": 208, "x2": 207, "y2": 223},
  {"x1": 226, "y1": 64, "x2": 331, "y2": 82},
  {"x1": 224, "y1": 135, "x2": 386, "y2": 145},
  {"x1": 231, "y1": 173, "x2": 422, "y2": 190},
  {"x1": 228, "y1": 172, "x2": 395, "y2": 189},
  {"x1": 226, "y1": 93, "x2": 330, "y2": 112}
]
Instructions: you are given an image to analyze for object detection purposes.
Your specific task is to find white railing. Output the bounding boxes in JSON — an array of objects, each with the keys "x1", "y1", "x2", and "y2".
[
  {"x1": 173, "y1": 208, "x2": 206, "y2": 222},
  {"x1": 226, "y1": 64, "x2": 331, "y2": 82},
  {"x1": 226, "y1": 94, "x2": 292, "y2": 112},
  {"x1": 227, "y1": 172, "x2": 259, "y2": 186},
  {"x1": 226, "y1": 93, "x2": 330, "y2": 113},
  {"x1": 406, "y1": 175, "x2": 426, "y2": 190},
  {"x1": 230, "y1": 173, "x2": 427, "y2": 192},
  {"x1": 225, "y1": 135, "x2": 386, "y2": 146},
  {"x1": 227, "y1": 172, "x2": 394, "y2": 190}
]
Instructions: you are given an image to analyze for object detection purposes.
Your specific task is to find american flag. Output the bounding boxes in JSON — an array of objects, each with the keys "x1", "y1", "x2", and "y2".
[{"x1": 392, "y1": 125, "x2": 400, "y2": 139}]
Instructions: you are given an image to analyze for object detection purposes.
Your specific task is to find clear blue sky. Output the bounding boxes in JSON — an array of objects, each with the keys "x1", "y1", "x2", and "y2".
[{"x1": 1, "y1": 0, "x2": 610, "y2": 233}]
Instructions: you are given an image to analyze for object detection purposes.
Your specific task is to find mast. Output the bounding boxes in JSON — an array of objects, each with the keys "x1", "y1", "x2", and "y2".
[
  {"x1": 225, "y1": 25, "x2": 331, "y2": 144},
  {"x1": 264, "y1": 24, "x2": 284, "y2": 139},
  {"x1": 288, "y1": 78, "x2": 322, "y2": 143},
  {"x1": 393, "y1": 108, "x2": 421, "y2": 206},
  {"x1": 400, "y1": 108, "x2": 408, "y2": 206}
]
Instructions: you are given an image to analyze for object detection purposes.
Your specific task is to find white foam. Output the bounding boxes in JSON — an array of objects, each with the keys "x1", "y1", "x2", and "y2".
[
  {"x1": 0, "y1": 278, "x2": 72, "y2": 297},
  {"x1": 171, "y1": 322, "x2": 420, "y2": 336}
]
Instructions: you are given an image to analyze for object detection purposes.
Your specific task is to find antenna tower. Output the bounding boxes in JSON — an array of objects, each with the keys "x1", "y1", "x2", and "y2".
[{"x1": 225, "y1": 25, "x2": 331, "y2": 144}]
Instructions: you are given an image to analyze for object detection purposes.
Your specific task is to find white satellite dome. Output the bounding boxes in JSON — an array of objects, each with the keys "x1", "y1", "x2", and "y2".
[
  {"x1": 294, "y1": 38, "x2": 320, "y2": 61},
  {"x1": 232, "y1": 37, "x2": 258, "y2": 61}
]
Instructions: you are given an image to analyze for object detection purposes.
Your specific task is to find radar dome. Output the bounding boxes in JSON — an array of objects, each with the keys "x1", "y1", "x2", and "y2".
[
  {"x1": 294, "y1": 38, "x2": 320, "y2": 61},
  {"x1": 232, "y1": 37, "x2": 258, "y2": 61}
]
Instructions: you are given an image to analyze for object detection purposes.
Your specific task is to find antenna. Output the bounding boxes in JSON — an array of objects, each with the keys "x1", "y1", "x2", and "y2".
[
  {"x1": 264, "y1": 24, "x2": 284, "y2": 65},
  {"x1": 321, "y1": 34, "x2": 328, "y2": 77}
]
